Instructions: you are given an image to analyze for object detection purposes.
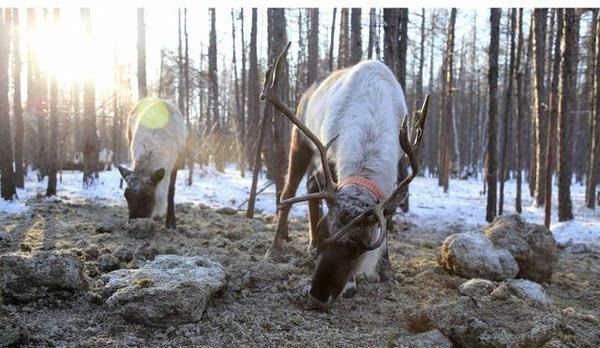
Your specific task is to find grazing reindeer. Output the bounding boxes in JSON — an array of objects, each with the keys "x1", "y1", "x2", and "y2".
[
  {"x1": 118, "y1": 98, "x2": 188, "y2": 229},
  {"x1": 262, "y1": 43, "x2": 428, "y2": 307}
]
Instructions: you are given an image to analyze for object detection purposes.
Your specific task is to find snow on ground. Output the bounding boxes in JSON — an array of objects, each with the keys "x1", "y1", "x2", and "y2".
[{"x1": 2, "y1": 166, "x2": 599, "y2": 248}]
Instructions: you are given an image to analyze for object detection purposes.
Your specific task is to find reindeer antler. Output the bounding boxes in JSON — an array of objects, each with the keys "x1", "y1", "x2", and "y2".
[
  {"x1": 325, "y1": 95, "x2": 430, "y2": 250},
  {"x1": 261, "y1": 42, "x2": 338, "y2": 207}
]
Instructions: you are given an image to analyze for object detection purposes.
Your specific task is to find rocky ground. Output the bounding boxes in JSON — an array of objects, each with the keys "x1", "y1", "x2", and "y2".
[{"x1": 0, "y1": 198, "x2": 599, "y2": 347}]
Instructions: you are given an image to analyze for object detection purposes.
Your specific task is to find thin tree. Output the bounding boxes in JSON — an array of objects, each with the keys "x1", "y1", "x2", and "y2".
[
  {"x1": 81, "y1": 8, "x2": 98, "y2": 186},
  {"x1": 486, "y1": 8, "x2": 501, "y2": 222},
  {"x1": 398, "y1": 9, "x2": 408, "y2": 89},
  {"x1": 12, "y1": 9, "x2": 24, "y2": 188},
  {"x1": 231, "y1": 9, "x2": 245, "y2": 176},
  {"x1": 416, "y1": 8, "x2": 426, "y2": 108},
  {"x1": 245, "y1": 8, "x2": 259, "y2": 166},
  {"x1": 307, "y1": 9, "x2": 319, "y2": 86},
  {"x1": 240, "y1": 9, "x2": 247, "y2": 169},
  {"x1": 47, "y1": 9, "x2": 60, "y2": 196},
  {"x1": 532, "y1": 9, "x2": 548, "y2": 207},
  {"x1": 368, "y1": 8, "x2": 376, "y2": 59},
  {"x1": 0, "y1": 9, "x2": 16, "y2": 200},
  {"x1": 515, "y1": 8, "x2": 525, "y2": 213},
  {"x1": 328, "y1": 8, "x2": 337, "y2": 72},
  {"x1": 587, "y1": 10, "x2": 600, "y2": 208},
  {"x1": 37, "y1": 9, "x2": 49, "y2": 180},
  {"x1": 350, "y1": 8, "x2": 362, "y2": 65},
  {"x1": 557, "y1": 9, "x2": 578, "y2": 221},
  {"x1": 137, "y1": 8, "x2": 147, "y2": 99},
  {"x1": 438, "y1": 8, "x2": 457, "y2": 193},
  {"x1": 544, "y1": 9, "x2": 563, "y2": 227},
  {"x1": 338, "y1": 8, "x2": 349, "y2": 68},
  {"x1": 208, "y1": 8, "x2": 219, "y2": 133},
  {"x1": 499, "y1": 9, "x2": 517, "y2": 215},
  {"x1": 177, "y1": 9, "x2": 184, "y2": 115}
]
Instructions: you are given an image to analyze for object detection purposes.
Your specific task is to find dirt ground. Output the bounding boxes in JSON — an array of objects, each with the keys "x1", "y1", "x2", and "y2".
[{"x1": 1, "y1": 197, "x2": 599, "y2": 347}]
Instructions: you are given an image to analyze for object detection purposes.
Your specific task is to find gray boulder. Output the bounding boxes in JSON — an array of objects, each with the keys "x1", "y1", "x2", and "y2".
[
  {"x1": 491, "y1": 279, "x2": 552, "y2": 306},
  {"x1": 458, "y1": 279, "x2": 497, "y2": 298},
  {"x1": 101, "y1": 255, "x2": 226, "y2": 327},
  {"x1": 0, "y1": 250, "x2": 89, "y2": 302},
  {"x1": 127, "y1": 219, "x2": 157, "y2": 239},
  {"x1": 396, "y1": 330, "x2": 453, "y2": 348},
  {"x1": 438, "y1": 231, "x2": 519, "y2": 281},
  {"x1": 483, "y1": 215, "x2": 558, "y2": 282}
]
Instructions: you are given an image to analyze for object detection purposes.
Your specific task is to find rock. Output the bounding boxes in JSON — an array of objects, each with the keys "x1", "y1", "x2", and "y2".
[
  {"x1": 215, "y1": 207, "x2": 238, "y2": 215},
  {"x1": 499, "y1": 279, "x2": 551, "y2": 306},
  {"x1": 84, "y1": 246, "x2": 100, "y2": 260},
  {"x1": 101, "y1": 255, "x2": 226, "y2": 327},
  {"x1": 0, "y1": 306, "x2": 28, "y2": 346},
  {"x1": 95, "y1": 222, "x2": 114, "y2": 234},
  {"x1": 0, "y1": 231, "x2": 12, "y2": 247},
  {"x1": 426, "y1": 295, "x2": 562, "y2": 348},
  {"x1": 133, "y1": 243, "x2": 158, "y2": 261},
  {"x1": 0, "y1": 250, "x2": 89, "y2": 302},
  {"x1": 98, "y1": 254, "x2": 121, "y2": 272},
  {"x1": 560, "y1": 240, "x2": 592, "y2": 254},
  {"x1": 458, "y1": 279, "x2": 496, "y2": 298},
  {"x1": 113, "y1": 246, "x2": 134, "y2": 262},
  {"x1": 396, "y1": 330, "x2": 453, "y2": 348},
  {"x1": 483, "y1": 215, "x2": 558, "y2": 282},
  {"x1": 127, "y1": 219, "x2": 157, "y2": 239},
  {"x1": 438, "y1": 231, "x2": 519, "y2": 281}
]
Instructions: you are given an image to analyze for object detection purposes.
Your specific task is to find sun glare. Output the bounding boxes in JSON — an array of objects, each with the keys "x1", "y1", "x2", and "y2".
[{"x1": 24, "y1": 9, "x2": 122, "y2": 95}]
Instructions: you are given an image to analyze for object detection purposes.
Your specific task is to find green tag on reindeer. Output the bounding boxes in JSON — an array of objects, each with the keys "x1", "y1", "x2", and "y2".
[{"x1": 137, "y1": 98, "x2": 170, "y2": 129}]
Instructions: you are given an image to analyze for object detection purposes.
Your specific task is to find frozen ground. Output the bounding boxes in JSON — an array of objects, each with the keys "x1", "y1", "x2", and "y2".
[{"x1": 2, "y1": 165, "x2": 599, "y2": 248}]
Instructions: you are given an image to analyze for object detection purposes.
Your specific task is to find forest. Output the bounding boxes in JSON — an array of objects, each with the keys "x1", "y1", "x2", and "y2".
[{"x1": 0, "y1": 7, "x2": 599, "y2": 347}]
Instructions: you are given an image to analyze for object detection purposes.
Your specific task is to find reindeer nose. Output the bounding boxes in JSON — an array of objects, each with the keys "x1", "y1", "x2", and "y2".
[{"x1": 307, "y1": 290, "x2": 331, "y2": 311}]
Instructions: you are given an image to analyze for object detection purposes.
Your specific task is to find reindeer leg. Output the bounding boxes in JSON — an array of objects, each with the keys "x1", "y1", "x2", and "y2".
[
  {"x1": 268, "y1": 132, "x2": 313, "y2": 256},
  {"x1": 166, "y1": 168, "x2": 177, "y2": 229}
]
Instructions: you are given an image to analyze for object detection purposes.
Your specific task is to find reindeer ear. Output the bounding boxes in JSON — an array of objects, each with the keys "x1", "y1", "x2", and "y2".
[
  {"x1": 151, "y1": 168, "x2": 165, "y2": 185},
  {"x1": 117, "y1": 165, "x2": 132, "y2": 179}
]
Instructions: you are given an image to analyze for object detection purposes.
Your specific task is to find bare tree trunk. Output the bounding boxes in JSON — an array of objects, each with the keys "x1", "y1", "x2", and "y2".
[
  {"x1": 0, "y1": 9, "x2": 16, "y2": 200},
  {"x1": 368, "y1": 8, "x2": 375, "y2": 59},
  {"x1": 533, "y1": 9, "x2": 548, "y2": 207},
  {"x1": 587, "y1": 10, "x2": 600, "y2": 208},
  {"x1": 338, "y1": 8, "x2": 349, "y2": 69},
  {"x1": 11, "y1": 9, "x2": 24, "y2": 188},
  {"x1": 137, "y1": 8, "x2": 147, "y2": 99},
  {"x1": 545, "y1": 9, "x2": 563, "y2": 227},
  {"x1": 246, "y1": 9, "x2": 259, "y2": 167},
  {"x1": 557, "y1": 9, "x2": 578, "y2": 221},
  {"x1": 397, "y1": 9, "x2": 408, "y2": 89},
  {"x1": 328, "y1": 8, "x2": 337, "y2": 72},
  {"x1": 47, "y1": 9, "x2": 60, "y2": 196},
  {"x1": 81, "y1": 8, "x2": 98, "y2": 186},
  {"x1": 263, "y1": 9, "x2": 290, "y2": 194},
  {"x1": 231, "y1": 9, "x2": 245, "y2": 177},
  {"x1": 438, "y1": 9, "x2": 456, "y2": 193},
  {"x1": 515, "y1": 8, "x2": 525, "y2": 213},
  {"x1": 208, "y1": 8, "x2": 220, "y2": 136},
  {"x1": 416, "y1": 8, "x2": 426, "y2": 108},
  {"x1": 499, "y1": 9, "x2": 517, "y2": 215},
  {"x1": 307, "y1": 9, "x2": 319, "y2": 86},
  {"x1": 240, "y1": 9, "x2": 247, "y2": 172},
  {"x1": 350, "y1": 8, "x2": 362, "y2": 65},
  {"x1": 486, "y1": 9, "x2": 501, "y2": 222},
  {"x1": 177, "y1": 9, "x2": 184, "y2": 115}
]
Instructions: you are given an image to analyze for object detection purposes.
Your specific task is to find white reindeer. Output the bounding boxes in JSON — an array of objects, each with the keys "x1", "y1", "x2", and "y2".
[
  {"x1": 118, "y1": 98, "x2": 188, "y2": 229},
  {"x1": 262, "y1": 43, "x2": 428, "y2": 307}
]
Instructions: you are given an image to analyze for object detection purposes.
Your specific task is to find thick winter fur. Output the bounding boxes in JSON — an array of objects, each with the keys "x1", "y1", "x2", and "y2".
[
  {"x1": 303, "y1": 61, "x2": 406, "y2": 275},
  {"x1": 274, "y1": 61, "x2": 408, "y2": 305},
  {"x1": 125, "y1": 99, "x2": 188, "y2": 219}
]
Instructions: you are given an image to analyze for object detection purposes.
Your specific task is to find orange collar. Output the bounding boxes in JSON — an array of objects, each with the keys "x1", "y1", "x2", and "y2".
[{"x1": 338, "y1": 176, "x2": 386, "y2": 202}]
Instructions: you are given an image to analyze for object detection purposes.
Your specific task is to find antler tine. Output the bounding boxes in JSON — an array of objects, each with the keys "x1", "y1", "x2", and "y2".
[{"x1": 262, "y1": 42, "x2": 338, "y2": 208}]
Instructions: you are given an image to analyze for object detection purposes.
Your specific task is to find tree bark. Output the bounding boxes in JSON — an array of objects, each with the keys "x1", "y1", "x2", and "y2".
[
  {"x1": 307, "y1": 9, "x2": 319, "y2": 86},
  {"x1": 338, "y1": 8, "x2": 349, "y2": 69},
  {"x1": 515, "y1": 8, "x2": 525, "y2": 213},
  {"x1": 246, "y1": 9, "x2": 259, "y2": 168},
  {"x1": 0, "y1": 9, "x2": 16, "y2": 200},
  {"x1": 587, "y1": 10, "x2": 600, "y2": 208},
  {"x1": 368, "y1": 9, "x2": 375, "y2": 59},
  {"x1": 328, "y1": 8, "x2": 337, "y2": 72},
  {"x1": 350, "y1": 8, "x2": 362, "y2": 65},
  {"x1": 499, "y1": 9, "x2": 517, "y2": 215},
  {"x1": 81, "y1": 8, "x2": 98, "y2": 186},
  {"x1": 231, "y1": 9, "x2": 245, "y2": 177},
  {"x1": 533, "y1": 9, "x2": 548, "y2": 207},
  {"x1": 47, "y1": 9, "x2": 60, "y2": 196},
  {"x1": 544, "y1": 9, "x2": 563, "y2": 227},
  {"x1": 438, "y1": 9, "x2": 456, "y2": 193},
  {"x1": 486, "y1": 9, "x2": 501, "y2": 222},
  {"x1": 557, "y1": 9, "x2": 578, "y2": 221},
  {"x1": 12, "y1": 9, "x2": 24, "y2": 188},
  {"x1": 137, "y1": 8, "x2": 147, "y2": 99}
]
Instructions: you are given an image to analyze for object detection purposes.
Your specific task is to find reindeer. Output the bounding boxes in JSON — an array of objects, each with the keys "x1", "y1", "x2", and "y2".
[
  {"x1": 262, "y1": 43, "x2": 428, "y2": 307},
  {"x1": 118, "y1": 98, "x2": 188, "y2": 229}
]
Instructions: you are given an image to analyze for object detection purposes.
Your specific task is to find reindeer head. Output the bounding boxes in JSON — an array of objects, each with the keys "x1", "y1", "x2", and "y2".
[
  {"x1": 261, "y1": 42, "x2": 429, "y2": 307},
  {"x1": 118, "y1": 165, "x2": 165, "y2": 219}
]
